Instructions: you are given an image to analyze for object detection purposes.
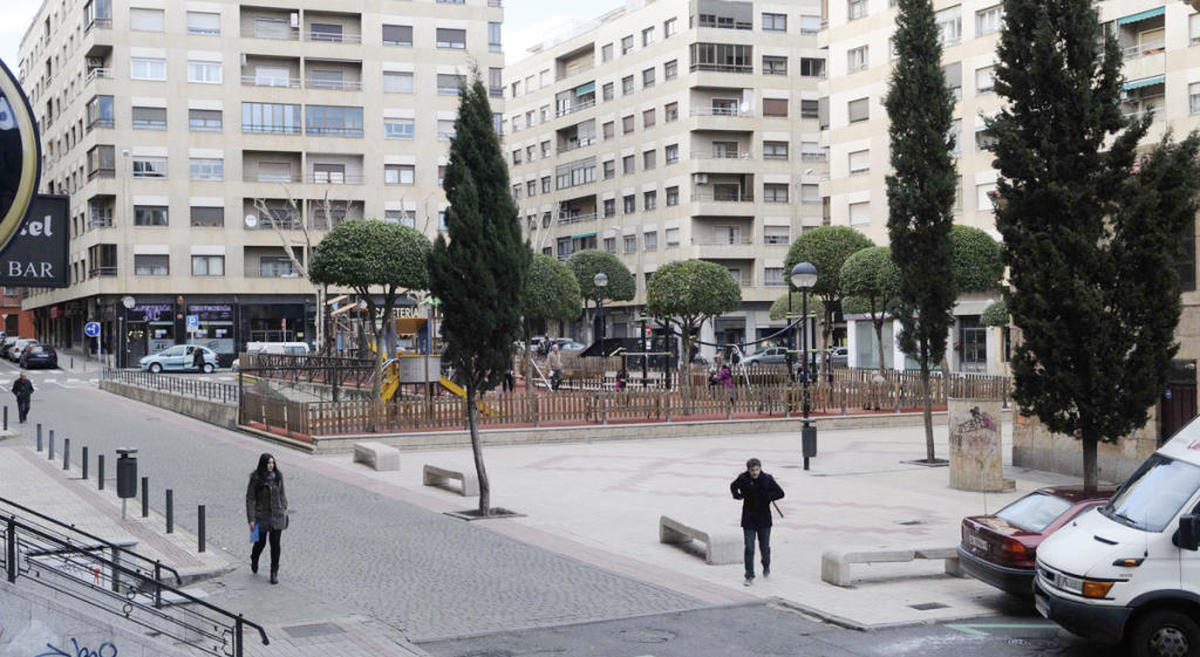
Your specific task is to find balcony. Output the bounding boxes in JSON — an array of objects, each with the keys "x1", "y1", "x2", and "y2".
[
  {"x1": 307, "y1": 78, "x2": 362, "y2": 91},
  {"x1": 691, "y1": 190, "x2": 753, "y2": 202},
  {"x1": 85, "y1": 67, "x2": 112, "y2": 84},
  {"x1": 306, "y1": 172, "x2": 364, "y2": 185},
  {"x1": 1123, "y1": 95, "x2": 1165, "y2": 122},
  {"x1": 556, "y1": 99, "x2": 595, "y2": 119},
  {"x1": 86, "y1": 17, "x2": 112, "y2": 32},
  {"x1": 241, "y1": 74, "x2": 301, "y2": 89},
  {"x1": 88, "y1": 266, "x2": 117, "y2": 277},
  {"x1": 305, "y1": 30, "x2": 361, "y2": 44},
  {"x1": 557, "y1": 212, "x2": 598, "y2": 225}
]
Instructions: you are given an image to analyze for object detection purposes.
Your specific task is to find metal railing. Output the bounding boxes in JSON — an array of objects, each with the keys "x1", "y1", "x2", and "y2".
[
  {"x1": 689, "y1": 63, "x2": 753, "y2": 74},
  {"x1": 556, "y1": 99, "x2": 596, "y2": 118},
  {"x1": 694, "y1": 151, "x2": 753, "y2": 160},
  {"x1": 305, "y1": 31, "x2": 362, "y2": 44},
  {"x1": 2, "y1": 509, "x2": 268, "y2": 657},
  {"x1": 85, "y1": 68, "x2": 112, "y2": 84},
  {"x1": 306, "y1": 173, "x2": 365, "y2": 184},
  {"x1": 690, "y1": 107, "x2": 753, "y2": 117},
  {"x1": 243, "y1": 173, "x2": 303, "y2": 183},
  {"x1": 240, "y1": 75, "x2": 302, "y2": 89},
  {"x1": 557, "y1": 212, "x2": 598, "y2": 225},
  {"x1": 88, "y1": 266, "x2": 117, "y2": 278},
  {"x1": 307, "y1": 79, "x2": 363, "y2": 91},
  {"x1": 105, "y1": 369, "x2": 238, "y2": 404},
  {"x1": 691, "y1": 190, "x2": 754, "y2": 202},
  {"x1": 1123, "y1": 40, "x2": 1165, "y2": 59}
]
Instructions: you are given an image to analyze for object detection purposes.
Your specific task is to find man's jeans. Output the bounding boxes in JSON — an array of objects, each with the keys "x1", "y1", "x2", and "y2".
[{"x1": 743, "y1": 526, "x2": 771, "y2": 579}]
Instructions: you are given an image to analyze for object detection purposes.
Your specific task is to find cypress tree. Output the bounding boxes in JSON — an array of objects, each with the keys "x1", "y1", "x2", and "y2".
[
  {"x1": 428, "y1": 74, "x2": 530, "y2": 515},
  {"x1": 990, "y1": 0, "x2": 1200, "y2": 490},
  {"x1": 884, "y1": 0, "x2": 958, "y2": 463}
]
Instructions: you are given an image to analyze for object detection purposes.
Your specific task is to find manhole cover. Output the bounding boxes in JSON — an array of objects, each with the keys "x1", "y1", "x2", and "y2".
[
  {"x1": 281, "y1": 622, "x2": 345, "y2": 638},
  {"x1": 617, "y1": 628, "x2": 677, "y2": 644},
  {"x1": 909, "y1": 602, "x2": 949, "y2": 611}
]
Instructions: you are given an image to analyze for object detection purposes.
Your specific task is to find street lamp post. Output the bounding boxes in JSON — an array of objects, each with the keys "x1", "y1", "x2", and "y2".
[
  {"x1": 593, "y1": 272, "x2": 608, "y2": 345},
  {"x1": 791, "y1": 262, "x2": 818, "y2": 470}
]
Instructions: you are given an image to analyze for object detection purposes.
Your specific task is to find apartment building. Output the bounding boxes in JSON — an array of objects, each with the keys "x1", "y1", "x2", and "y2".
[
  {"x1": 16, "y1": 0, "x2": 503, "y2": 365},
  {"x1": 503, "y1": 0, "x2": 828, "y2": 353},
  {"x1": 824, "y1": 0, "x2": 1200, "y2": 385}
]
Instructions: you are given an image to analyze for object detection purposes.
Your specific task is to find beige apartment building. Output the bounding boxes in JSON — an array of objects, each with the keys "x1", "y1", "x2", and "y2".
[
  {"x1": 16, "y1": 0, "x2": 503, "y2": 366},
  {"x1": 503, "y1": 0, "x2": 829, "y2": 354}
]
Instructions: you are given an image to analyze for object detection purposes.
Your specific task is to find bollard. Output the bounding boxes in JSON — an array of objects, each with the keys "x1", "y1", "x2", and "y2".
[
  {"x1": 165, "y1": 489, "x2": 174, "y2": 534},
  {"x1": 198, "y1": 505, "x2": 206, "y2": 553},
  {"x1": 141, "y1": 477, "x2": 149, "y2": 518},
  {"x1": 82, "y1": 447, "x2": 89, "y2": 480},
  {"x1": 63, "y1": 438, "x2": 70, "y2": 471},
  {"x1": 3, "y1": 405, "x2": 7, "y2": 431},
  {"x1": 36, "y1": 424, "x2": 42, "y2": 451},
  {"x1": 98, "y1": 454, "x2": 105, "y2": 490},
  {"x1": 48, "y1": 430, "x2": 54, "y2": 460}
]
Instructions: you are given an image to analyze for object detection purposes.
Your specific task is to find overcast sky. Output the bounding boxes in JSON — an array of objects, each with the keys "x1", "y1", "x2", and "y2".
[{"x1": 0, "y1": 0, "x2": 620, "y2": 74}]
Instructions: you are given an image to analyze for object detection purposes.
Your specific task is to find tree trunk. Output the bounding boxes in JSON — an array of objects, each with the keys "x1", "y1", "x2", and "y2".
[
  {"x1": 681, "y1": 328, "x2": 692, "y2": 416},
  {"x1": 523, "y1": 320, "x2": 534, "y2": 422},
  {"x1": 874, "y1": 318, "x2": 887, "y2": 375},
  {"x1": 1081, "y1": 435, "x2": 1098, "y2": 493},
  {"x1": 822, "y1": 310, "x2": 833, "y2": 382},
  {"x1": 466, "y1": 387, "x2": 490, "y2": 515},
  {"x1": 920, "y1": 362, "x2": 935, "y2": 462}
]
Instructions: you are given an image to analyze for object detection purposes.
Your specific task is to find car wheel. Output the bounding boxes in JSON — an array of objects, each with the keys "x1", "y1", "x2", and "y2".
[
  {"x1": 149, "y1": 363, "x2": 163, "y2": 373},
  {"x1": 1129, "y1": 609, "x2": 1200, "y2": 657},
  {"x1": 203, "y1": 363, "x2": 215, "y2": 373}
]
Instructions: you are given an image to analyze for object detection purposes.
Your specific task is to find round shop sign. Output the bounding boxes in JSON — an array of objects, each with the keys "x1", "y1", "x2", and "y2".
[{"x1": 0, "y1": 58, "x2": 41, "y2": 257}]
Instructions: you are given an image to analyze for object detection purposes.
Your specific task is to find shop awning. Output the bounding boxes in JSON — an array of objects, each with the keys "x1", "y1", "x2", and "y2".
[
  {"x1": 572, "y1": 232, "x2": 596, "y2": 239},
  {"x1": 574, "y1": 81, "x2": 595, "y2": 96},
  {"x1": 1117, "y1": 6, "x2": 1164, "y2": 25},
  {"x1": 1123, "y1": 75, "x2": 1165, "y2": 91}
]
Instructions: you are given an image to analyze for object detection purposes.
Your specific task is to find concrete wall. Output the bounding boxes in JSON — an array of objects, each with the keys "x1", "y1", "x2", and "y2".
[
  {"x1": 0, "y1": 579, "x2": 194, "y2": 657},
  {"x1": 1011, "y1": 406, "x2": 1160, "y2": 484},
  {"x1": 101, "y1": 380, "x2": 239, "y2": 429}
]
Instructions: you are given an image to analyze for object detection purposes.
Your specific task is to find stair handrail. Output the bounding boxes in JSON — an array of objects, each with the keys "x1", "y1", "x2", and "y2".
[{"x1": 0, "y1": 494, "x2": 182, "y2": 584}]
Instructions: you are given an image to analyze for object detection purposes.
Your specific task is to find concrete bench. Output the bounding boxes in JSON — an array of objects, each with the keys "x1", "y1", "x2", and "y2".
[
  {"x1": 821, "y1": 546, "x2": 963, "y2": 587},
  {"x1": 353, "y1": 442, "x2": 401, "y2": 471},
  {"x1": 658, "y1": 515, "x2": 741, "y2": 565},
  {"x1": 422, "y1": 464, "x2": 479, "y2": 497}
]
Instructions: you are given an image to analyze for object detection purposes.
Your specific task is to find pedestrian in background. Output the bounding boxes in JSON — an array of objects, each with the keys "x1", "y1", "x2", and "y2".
[
  {"x1": 191, "y1": 346, "x2": 205, "y2": 372},
  {"x1": 246, "y1": 453, "x2": 289, "y2": 584},
  {"x1": 716, "y1": 364, "x2": 734, "y2": 402},
  {"x1": 11, "y1": 373, "x2": 33, "y2": 423},
  {"x1": 547, "y1": 344, "x2": 564, "y2": 391},
  {"x1": 730, "y1": 457, "x2": 785, "y2": 586}
]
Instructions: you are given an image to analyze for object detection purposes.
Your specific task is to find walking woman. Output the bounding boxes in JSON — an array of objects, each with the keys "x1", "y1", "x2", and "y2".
[{"x1": 246, "y1": 453, "x2": 288, "y2": 584}]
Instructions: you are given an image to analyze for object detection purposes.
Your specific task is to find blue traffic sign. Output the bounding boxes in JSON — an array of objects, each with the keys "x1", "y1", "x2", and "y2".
[
  {"x1": 83, "y1": 321, "x2": 101, "y2": 338},
  {"x1": 186, "y1": 314, "x2": 199, "y2": 329}
]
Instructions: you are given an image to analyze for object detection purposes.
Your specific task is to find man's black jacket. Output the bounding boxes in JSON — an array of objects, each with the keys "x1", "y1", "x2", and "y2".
[{"x1": 730, "y1": 471, "x2": 785, "y2": 529}]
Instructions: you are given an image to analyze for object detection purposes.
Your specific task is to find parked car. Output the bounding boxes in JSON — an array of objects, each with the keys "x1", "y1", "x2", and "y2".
[
  {"x1": 813, "y1": 346, "x2": 849, "y2": 369},
  {"x1": 20, "y1": 344, "x2": 57, "y2": 369},
  {"x1": 555, "y1": 340, "x2": 588, "y2": 352},
  {"x1": 139, "y1": 345, "x2": 218, "y2": 373},
  {"x1": 7, "y1": 338, "x2": 36, "y2": 361},
  {"x1": 742, "y1": 346, "x2": 791, "y2": 366},
  {"x1": 958, "y1": 485, "x2": 1115, "y2": 597}
]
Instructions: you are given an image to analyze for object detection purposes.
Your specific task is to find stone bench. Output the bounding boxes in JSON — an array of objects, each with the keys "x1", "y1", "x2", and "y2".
[
  {"x1": 821, "y1": 546, "x2": 962, "y2": 587},
  {"x1": 658, "y1": 515, "x2": 741, "y2": 565},
  {"x1": 422, "y1": 464, "x2": 479, "y2": 497},
  {"x1": 353, "y1": 442, "x2": 401, "y2": 471}
]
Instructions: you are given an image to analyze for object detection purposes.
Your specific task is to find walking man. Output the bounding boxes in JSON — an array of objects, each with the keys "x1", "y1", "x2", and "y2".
[
  {"x1": 730, "y1": 457, "x2": 785, "y2": 586},
  {"x1": 11, "y1": 373, "x2": 33, "y2": 423},
  {"x1": 547, "y1": 344, "x2": 564, "y2": 391}
]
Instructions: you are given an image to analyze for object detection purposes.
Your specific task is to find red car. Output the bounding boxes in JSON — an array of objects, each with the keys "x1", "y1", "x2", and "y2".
[{"x1": 958, "y1": 485, "x2": 1116, "y2": 596}]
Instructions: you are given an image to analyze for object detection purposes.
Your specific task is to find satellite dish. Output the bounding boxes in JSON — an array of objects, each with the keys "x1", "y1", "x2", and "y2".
[
  {"x1": 121, "y1": 295, "x2": 136, "y2": 309},
  {"x1": 244, "y1": 214, "x2": 258, "y2": 228}
]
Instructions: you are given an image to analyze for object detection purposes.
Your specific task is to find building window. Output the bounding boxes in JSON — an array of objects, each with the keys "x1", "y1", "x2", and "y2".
[
  {"x1": 763, "y1": 141, "x2": 789, "y2": 160},
  {"x1": 763, "y1": 56, "x2": 787, "y2": 75},
  {"x1": 976, "y1": 128, "x2": 997, "y2": 152},
  {"x1": 644, "y1": 230, "x2": 658, "y2": 250},
  {"x1": 130, "y1": 7, "x2": 164, "y2": 31},
  {"x1": 489, "y1": 22, "x2": 502, "y2": 52},
  {"x1": 622, "y1": 155, "x2": 635, "y2": 174},
  {"x1": 976, "y1": 66, "x2": 995, "y2": 93},
  {"x1": 436, "y1": 73, "x2": 465, "y2": 95},
  {"x1": 689, "y1": 43, "x2": 753, "y2": 73},
  {"x1": 944, "y1": 61, "x2": 963, "y2": 101},
  {"x1": 666, "y1": 186, "x2": 679, "y2": 206},
  {"x1": 642, "y1": 26, "x2": 655, "y2": 46},
  {"x1": 603, "y1": 198, "x2": 616, "y2": 217},
  {"x1": 384, "y1": 71, "x2": 415, "y2": 93},
  {"x1": 134, "y1": 205, "x2": 168, "y2": 226},
  {"x1": 603, "y1": 121, "x2": 615, "y2": 139},
  {"x1": 643, "y1": 67, "x2": 656, "y2": 88},
  {"x1": 622, "y1": 115, "x2": 635, "y2": 134},
  {"x1": 799, "y1": 57, "x2": 826, "y2": 78},
  {"x1": 764, "y1": 183, "x2": 789, "y2": 203},
  {"x1": 130, "y1": 57, "x2": 166, "y2": 81},
  {"x1": 976, "y1": 5, "x2": 1002, "y2": 36},
  {"x1": 188, "y1": 109, "x2": 221, "y2": 132},
  {"x1": 623, "y1": 234, "x2": 637, "y2": 253},
  {"x1": 976, "y1": 182, "x2": 997, "y2": 211},
  {"x1": 848, "y1": 97, "x2": 869, "y2": 123},
  {"x1": 186, "y1": 11, "x2": 220, "y2": 34},
  {"x1": 134, "y1": 254, "x2": 169, "y2": 276},
  {"x1": 385, "y1": 164, "x2": 415, "y2": 185},
  {"x1": 187, "y1": 60, "x2": 222, "y2": 84},
  {"x1": 643, "y1": 150, "x2": 657, "y2": 170},
  {"x1": 643, "y1": 108, "x2": 656, "y2": 128},
  {"x1": 847, "y1": 46, "x2": 868, "y2": 71},
  {"x1": 603, "y1": 160, "x2": 616, "y2": 180},
  {"x1": 260, "y1": 257, "x2": 293, "y2": 278},
  {"x1": 697, "y1": 12, "x2": 752, "y2": 29},
  {"x1": 601, "y1": 82, "x2": 614, "y2": 102},
  {"x1": 763, "y1": 98, "x2": 789, "y2": 117},
  {"x1": 542, "y1": 176, "x2": 551, "y2": 193},
  {"x1": 384, "y1": 118, "x2": 415, "y2": 139},
  {"x1": 662, "y1": 60, "x2": 678, "y2": 82},
  {"x1": 665, "y1": 227, "x2": 680, "y2": 247},
  {"x1": 241, "y1": 102, "x2": 301, "y2": 134},
  {"x1": 622, "y1": 75, "x2": 634, "y2": 95},
  {"x1": 621, "y1": 34, "x2": 634, "y2": 54},
  {"x1": 664, "y1": 17, "x2": 678, "y2": 37},
  {"x1": 665, "y1": 102, "x2": 678, "y2": 122},
  {"x1": 131, "y1": 106, "x2": 166, "y2": 130},
  {"x1": 383, "y1": 24, "x2": 413, "y2": 46},
  {"x1": 848, "y1": 0, "x2": 868, "y2": 20},
  {"x1": 189, "y1": 158, "x2": 223, "y2": 181},
  {"x1": 936, "y1": 6, "x2": 962, "y2": 46},
  {"x1": 643, "y1": 192, "x2": 657, "y2": 212},
  {"x1": 665, "y1": 144, "x2": 679, "y2": 164},
  {"x1": 512, "y1": 149, "x2": 522, "y2": 165},
  {"x1": 801, "y1": 184, "x2": 821, "y2": 204},
  {"x1": 604, "y1": 237, "x2": 616, "y2": 253},
  {"x1": 190, "y1": 206, "x2": 223, "y2": 227},
  {"x1": 848, "y1": 149, "x2": 870, "y2": 174},
  {"x1": 541, "y1": 140, "x2": 552, "y2": 158},
  {"x1": 86, "y1": 95, "x2": 114, "y2": 130},
  {"x1": 762, "y1": 13, "x2": 787, "y2": 31},
  {"x1": 602, "y1": 43, "x2": 614, "y2": 62},
  {"x1": 849, "y1": 201, "x2": 870, "y2": 225},
  {"x1": 526, "y1": 180, "x2": 537, "y2": 197},
  {"x1": 764, "y1": 267, "x2": 785, "y2": 286},
  {"x1": 623, "y1": 195, "x2": 636, "y2": 214},
  {"x1": 192, "y1": 255, "x2": 225, "y2": 276},
  {"x1": 305, "y1": 105, "x2": 364, "y2": 137},
  {"x1": 436, "y1": 28, "x2": 466, "y2": 49},
  {"x1": 132, "y1": 156, "x2": 167, "y2": 178}
]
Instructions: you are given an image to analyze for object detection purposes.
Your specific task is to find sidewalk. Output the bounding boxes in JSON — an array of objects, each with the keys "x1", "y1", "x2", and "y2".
[{"x1": 314, "y1": 418, "x2": 1078, "y2": 633}]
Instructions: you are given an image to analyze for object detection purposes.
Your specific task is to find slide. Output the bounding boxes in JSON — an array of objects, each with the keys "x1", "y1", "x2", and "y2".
[{"x1": 439, "y1": 376, "x2": 503, "y2": 417}]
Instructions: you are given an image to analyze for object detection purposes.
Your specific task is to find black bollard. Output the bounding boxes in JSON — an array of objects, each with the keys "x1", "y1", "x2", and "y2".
[
  {"x1": 63, "y1": 438, "x2": 69, "y2": 471},
  {"x1": 3, "y1": 406, "x2": 7, "y2": 431},
  {"x1": 98, "y1": 454, "x2": 104, "y2": 490},
  {"x1": 36, "y1": 424, "x2": 42, "y2": 451},
  {"x1": 198, "y1": 505, "x2": 206, "y2": 553},
  {"x1": 48, "y1": 430, "x2": 54, "y2": 460},
  {"x1": 141, "y1": 477, "x2": 149, "y2": 518},
  {"x1": 82, "y1": 447, "x2": 89, "y2": 479},
  {"x1": 165, "y1": 489, "x2": 174, "y2": 534}
]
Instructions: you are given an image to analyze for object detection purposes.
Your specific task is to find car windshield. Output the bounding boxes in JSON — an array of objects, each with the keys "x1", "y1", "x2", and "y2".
[
  {"x1": 28, "y1": 346, "x2": 43, "y2": 354},
  {"x1": 1101, "y1": 454, "x2": 1200, "y2": 532},
  {"x1": 996, "y1": 492, "x2": 1073, "y2": 532}
]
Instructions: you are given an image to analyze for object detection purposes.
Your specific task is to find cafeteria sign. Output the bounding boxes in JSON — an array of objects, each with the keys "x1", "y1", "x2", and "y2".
[{"x1": 0, "y1": 58, "x2": 41, "y2": 258}]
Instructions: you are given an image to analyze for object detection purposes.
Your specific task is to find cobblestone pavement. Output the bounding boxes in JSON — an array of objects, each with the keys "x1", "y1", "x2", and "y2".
[{"x1": 6, "y1": 361, "x2": 701, "y2": 641}]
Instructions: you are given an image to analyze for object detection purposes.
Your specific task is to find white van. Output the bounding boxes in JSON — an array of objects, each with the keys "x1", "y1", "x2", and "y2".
[
  {"x1": 1035, "y1": 419, "x2": 1200, "y2": 656},
  {"x1": 231, "y1": 342, "x2": 310, "y2": 370}
]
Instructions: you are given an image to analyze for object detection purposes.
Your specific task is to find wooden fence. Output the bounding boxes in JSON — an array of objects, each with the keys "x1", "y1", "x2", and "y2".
[{"x1": 241, "y1": 371, "x2": 1011, "y2": 438}]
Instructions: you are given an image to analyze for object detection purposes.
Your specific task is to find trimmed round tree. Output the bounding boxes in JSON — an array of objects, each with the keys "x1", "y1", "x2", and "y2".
[
  {"x1": 566, "y1": 250, "x2": 635, "y2": 343},
  {"x1": 950, "y1": 225, "x2": 1004, "y2": 293},
  {"x1": 645, "y1": 259, "x2": 741, "y2": 399},
  {"x1": 840, "y1": 246, "x2": 901, "y2": 373},
  {"x1": 981, "y1": 299, "x2": 1008, "y2": 327},
  {"x1": 309, "y1": 220, "x2": 431, "y2": 400},
  {"x1": 784, "y1": 226, "x2": 873, "y2": 375},
  {"x1": 519, "y1": 254, "x2": 582, "y2": 392}
]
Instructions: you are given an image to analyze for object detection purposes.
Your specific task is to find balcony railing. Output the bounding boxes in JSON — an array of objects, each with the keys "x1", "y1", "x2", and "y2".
[
  {"x1": 557, "y1": 212, "x2": 598, "y2": 225},
  {"x1": 85, "y1": 68, "x2": 112, "y2": 84},
  {"x1": 689, "y1": 63, "x2": 753, "y2": 74},
  {"x1": 307, "y1": 173, "x2": 365, "y2": 184},
  {"x1": 86, "y1": 17, "x2": 112, "y2": 32},
  {"x1": 87, "y1": 118, "x2": 114, "y2": 131},
  {"x1": 694, "y1": 151, "x2": 753, "y2": 160},
  {"x1": 241, "y1": 75, "x2": 302, "y2": 89},
  {"x1": 1123, "y1": 96, "x2": 1165, "y2": 122},
  {"x1": 246, "y1": 217, "x2": 304, "y2": 230},
  {"x1": 1123, "y1": 41, "x2": 1165, "y2": 59},
  {"x1": 242, "y1": 124, "x2": 302, "y2": 135},
  {"x1": 691, "y1": 191, "x2": 754, "y2": 202},
  {"x1": 243, "y1": 173, "x2": 303, "y2": 183},
  {"x1": 88, "y1": 266, "x2": 117, "y2": 277},
  {"x1": 88, "y1": 215, "x2": 114, "y2": 229},
  {"x1": 556, "y1": 99, "x2": 596, "y2": 118},
  {"x1": 801, "y1": 151, "x2": 828, "y2": 162},
  {"x1": 690, "y1": 106, "x2": 753, "y2": 117},
  {"x1": 307, "y1": 79, "x2": 363, "y2": 91},
  {"x1": 693, "y1": 237, "x2": 753, "y2": 246},
  {"x1": 87, "y1": 168, "x2": 115, "y2": 180},
  {"x1": 559, "y1": 138, "x2": 595, "y2": 154},
  {"x1": 305, "y1": 31, "x2": 362, "y2": 44},
  {"x1": 249, "y1": 26, "x2": 299, "y2": 40}
]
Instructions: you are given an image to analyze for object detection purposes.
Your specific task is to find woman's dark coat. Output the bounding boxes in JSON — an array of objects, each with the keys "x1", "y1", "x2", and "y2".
[{"x1": 246, "y1": 470, "x2": 288, "y2": 531}]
